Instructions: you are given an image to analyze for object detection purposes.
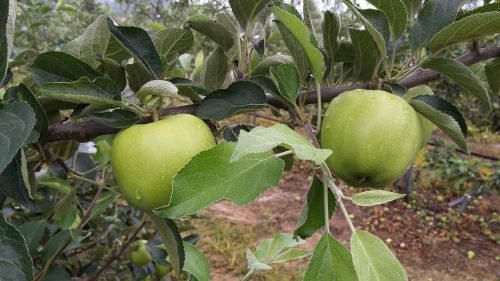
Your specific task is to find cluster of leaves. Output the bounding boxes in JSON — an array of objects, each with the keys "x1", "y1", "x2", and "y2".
[{"x1": 1, "y1": 0, "x2": 500, "y2": 280}]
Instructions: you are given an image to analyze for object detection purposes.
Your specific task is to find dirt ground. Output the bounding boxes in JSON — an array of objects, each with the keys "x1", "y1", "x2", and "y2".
[{"x1": 193, "y1": 159, "x2": 499, "y2": 281}]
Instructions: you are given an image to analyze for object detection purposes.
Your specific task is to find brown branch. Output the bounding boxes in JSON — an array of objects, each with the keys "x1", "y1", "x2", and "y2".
[{"x1": 43, "y1": 45, "x2": 500, "y2": 143}]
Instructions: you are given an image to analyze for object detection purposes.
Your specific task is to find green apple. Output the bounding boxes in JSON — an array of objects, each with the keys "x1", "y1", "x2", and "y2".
[
  {"x1": 155, "y1": 263, "x2": 172, "y2": 277},
  {"x1": 128, "y1": 240, "x2": 153, "y2": 267},
  {"x1": 321, "y1": 89, "x2": 422, "y2": 187},
  {"x1": 403, "y1": 85, "x2": 435, "y2": 147},
  {"x1": 111, "y1": 114, "x2": 215, "y2": 211}
]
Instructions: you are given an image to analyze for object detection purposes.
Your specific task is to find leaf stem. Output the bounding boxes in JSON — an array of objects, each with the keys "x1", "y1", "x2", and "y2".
[
  {"x1": 241, "y1": 269, "x2": 255, "y2": 281},
  {"x1": 315, "y1": 80, "x2": 322, "y2": 132},
  {"x1": 274, "y1": 150, "x2": 293, "y2": 158},
  {"x1": 323, "y1": 172, "x2": 331, "y2": 234}
]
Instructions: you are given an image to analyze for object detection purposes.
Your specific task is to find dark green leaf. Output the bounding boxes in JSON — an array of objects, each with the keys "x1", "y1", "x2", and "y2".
[
  {"x1": 152, "y1": 28, "x2": 194, "y2": 58},
  {"x1": 88, "y1": 191, "x2": 118, "y2": 221},
  {"x1": 408, "y1": 0, "x2": 465, "y2": 49},
  {"x1": 341, "y1": 0, "x2": 387, "y2": 61},
  {"x1": 349, "y1": 29, "x2": 382, "y2": 81},
  {"x1": 401, "y1": 0, "x2": 421, "y2": 24},
  {"x1": 423, "y1": 57, "x2": 491, "y2": 109},
  {"x1": 183, "y1": 242, "x2": 209, "y2": 281},
  {"x1": 429, "y1": 12, "x2": 500, "y2": 52},
  {"x1": 215, "y1": 12, "x2": 242, "y2": 60},
  {"x1": 0, "y1": 212, "x2": 34, "y2": 281},
  {"x1": 409, "y1": 95, "x2": 468, "y2": 153},
  {"x1": 275, "y1": 21, "x2": 310, "y2": 81},
  {"x1": 295, "y1": 176, "x2": 336, "y2": 240},
  {"x1": 0, "y1": 150, "x2": 35, "y2": 209},
  {"x1": 40, "y1": 266, "x2": 72, "y2": 281},
  {"x1": 123, "y1": 60, "x2": 155, "y2": 92},
  {"x1": 149, "y1": 215, "x2": 185, "y2": 276},
  {"x1": 38, "y1": 77, "x2": 123, "y2": 107},
  {"x1": 303, "y1": 0, "x2": 324, "y2": 48},
  {"x1": 0, "y1": 102, "x2": 36, "y2": 174},
  {"x1": 19, "y1": 220, "x2": 47, "y2": 257},
  {"x1": 304, "y1": 233, "x2": 358, "y2": 281},
  {"x1": 30, "y1": 51, "x2": 102, "y2": 85},
  {"x1": 6, "y1": 84, "x2": 48, "y2": 139},
  {"x1": 457, "y1": 3, "x2": 500, "y2": 20},
  {"x1": 196, "y1": 81, "x2": 266, "y2": 120},
  {"x1": 40, "y1": 230, "x2": 72, "y2": 272},
  {"x1": 323, "y1": 11, "x2": 341, "y2": 66},
  {"x1": 229, "y1": 0, "x2": 270, "y2": 30},
  {"x1": 0, "y1": 0, "x2": 15, "y2": 86},
  {"x1": 360, "y1": 9, "x2": 390, "y2": 44},
  {"x1": 336, "y1": 41, "x2": 355, "y2": 62},
  {"x1": 107, "y1": 18, "x2": 162, "y2": 76},
  {"x1": 251, "y1": 54, "x2": 294, "y2": 76},
  {"x1": 64, "y1": 15, "x2": 130, "y2": 68},
  {"x1": 154, "y1": 142, "x2": 284, "y2": 218},
  {"x1": 270, "y1": 64, "x2": 300, "y2": 105},
  {"x1": 90, "y1": 109, "x2": 139, "y2": 128},
  {"x1": 485, "y1": 57, "x2": 500, "y2": 95},
  {"x1": 248, "y1": 76, "x2": 285, "y2": 104},
  {"x1": 98, "y1": 58, "x2": 126, "y2": 91},
  {"x1": 200, "y1": 47, "x2": 230, "y2": 91},
  {"x1": 52, "y1": 189, "x2": 76, "y2": 222},
  {"x1": 366, "y1": 0, "x2": 408, "y2": 38},
  {"x1": 272, "y1": 5, "x2": 325, "y2": 80},
  {"x1": 222, "y1": 125, "x2": 252, "y2": 142},
  {"x1": 184, "y1": 20, "x2": 234, "y2": 51}
]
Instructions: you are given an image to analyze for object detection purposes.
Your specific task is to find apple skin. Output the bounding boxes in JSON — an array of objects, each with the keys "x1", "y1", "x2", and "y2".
[
  {"x1": 403, "y1": 85, "x2": 434, "y2": 148},
  {"x1": 321, "y1": 89, "x2": 422, "y2": 187},
  {"x1": 128, "y1": 240, "x2": 153, "y2": 267},
  {"x1": 111, "y1": 114, "x2": 215, "y2": 211}
]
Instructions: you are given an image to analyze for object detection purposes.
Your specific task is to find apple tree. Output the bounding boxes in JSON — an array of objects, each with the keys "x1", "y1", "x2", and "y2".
[{"x1": 0, "y1": 0, "x2": 499, "y2": 280}]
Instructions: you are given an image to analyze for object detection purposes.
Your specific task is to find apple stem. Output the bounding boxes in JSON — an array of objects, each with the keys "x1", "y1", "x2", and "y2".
[{"x1": 152, "y1": 110, "x2": 160, "y2": 122}]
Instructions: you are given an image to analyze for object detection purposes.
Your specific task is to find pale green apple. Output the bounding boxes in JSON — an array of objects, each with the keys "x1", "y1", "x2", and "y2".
[
  {"x1": 403, "y1": 85, "x2": 435, "y2": 148},
  {"x1": 321, "y1": 89, "x2": 422, "y2": 187},
  {"x1": 128, "y1": 240, "x2": 152, "y2": 267},
  {"x1": 111, "y1": 114, "x2": 215, "y2": 211}
]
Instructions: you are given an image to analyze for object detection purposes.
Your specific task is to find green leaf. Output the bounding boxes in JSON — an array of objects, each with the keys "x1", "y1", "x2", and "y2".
[
  {"x1": 200, "y1": 47, "x2": 230, "y2": 91},
  {"x1": 86, "y1": 192, "x2": 116, "y2": 223},
  {"x1": 136, "y1": 80, "x2": 178, "y2": 102},
  {"x1": 30, "y1": 51, "x2": 102, "y2": 85},
  {"x1": 255, "y1": 233, "x2": 304, "y2": 262},
  {"x1": 366, "y1": 0, "x2": 407, "y2": 38},
  {"x1": 323, "y1": 11, "x2": 341, "y2": 66},
  {"x1": 183, "y1": 242, "x2": 210, "y2": 281},
  {"x1": 90, "y1": 109, "x2": 139, "y2": 129},
  {"x1": 485, "y1": 57, "x2": 500, "y2": 95},
  {"x1": 422, "y1": 57, "x2": 491, "y2": 109},
  {"x1": 272, "y1": 248, "x2": 310, "y2": 263},
  {"x1": 38, "y1": 76, "x2": 123, "y2": 107},
  {"x1": 0, "y1": 102, "x2": 36, "y2": 174},
  {"x1": 270, "y1": 64, "x2": 300, "y2": 105},
  {"x1": 351, "y1": 190, "x2": 405, "y2": 206},
  {"x1": 0, "y1": 212, "x2": 34, "y2": 281},
  {"x1": 408, "y1": 0, "x2": 465, "y2": 49},
  {"x1": 37, "y1": 176, "x2": 72, "y2": 193},
  {"x1": 304, "y1": 233, "x2": 358, "y2": 281},
  {"x1": 5, "y1": 84, "x2": 48, "y2": 139},
  {"x1": 271, "y1": 5, "x2": 325, "y2": 79},
  {"x1": 229, "y1": 0, "x2": 270, "y2": 31},
  {"x1": 0, "y1": 150, "x2": 35, "y2": 209},
  {"x1": 19, "y1": 220, "x2": 47, "y2": 257},
  {"x1": 341, "y1": 0, "x2": 387, "y2": 61},
  {"x1": 64, "y1": 15, "x2": 130, "y2": 68},
  {"x1": 107, "y1": 18, "x2": 162, "y2": 76},
  {"x1": 303, "y1": 0, "x2": 323, "y2": 48},
  {"x1": 52, "y1": 189, "x2": 76, "y2": 222},
  {"x1": 246, "y1": 250, "x2": 272, "y2": 271},
  {"x1": 184, "y1": 19, "x2": 234, "y2": 51},
  {"x1": 98, "y1": 58, "x2": 126, "y2": 91},
  {"x1": 295, "y1": 176, "x2": 336, "y2": 240},
  {"x1": 409, "y1": 95, "x2": 468, "y2": 153},
  {"x1": 40, "y1": 230, "x2": 72, "y2": 272},
  {"x1": 215, "y1": 12, "x2": 242, "y2": 60},
  {"x1": 173, "y1": 83, "x2": 205, "y2": 103},
  {"x1": 0, "y1": 0, "x2": 16, "y2": 86},
  {"x1": 349, "y1": 29, "x2": 382, "y2": 81},
  {"x1": 251, "y1": 54, "x2": 294, "y2": 76},
  {"x1": 149, "y1": 215, "x2": 185, "y2": 277},
  {"x1": 196, "y1": 81, "x2": 266, "y2": 121},
  {"x1": 40, "y1": 266, "x2": 71, "y2": 281},
  {"x1": 152, "y1": 28, "x2": 194, "y2": 58},
  {"x1": 429, "y1": 12, "x2": 500, "y2": 52},
  {"x1": 231, "y1": 124, "x2": 332, "y2": 164},
  {"x1": 123, "y1": 60, "x2": 155, "y2": 92},
  {"x1": 248, "y1": 76, "x2": 283, "y2": 103},
  {"x1": 401, "y1": 0, "x2": 421, "y2": 23},
  {"x1": 351, "y1": 230, "x2": 407, "y2": 281},
  {"x1": 457, "y1": 3, "x2": 500, "y2": 20},
  {"x1": 360, "y1": 9, "x2": 391, "y2": 44},
  {"x1": 154, "y1": 142, "x2": 284, "y2": 218}
]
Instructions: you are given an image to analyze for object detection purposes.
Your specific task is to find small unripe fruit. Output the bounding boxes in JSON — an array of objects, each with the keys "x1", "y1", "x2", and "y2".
[
  {"x1": 128, "y1": 240, "x2": 152, "y2": 267},
  {"x1": 321, "y1": 89, "x2": 422, "y2": 187}
]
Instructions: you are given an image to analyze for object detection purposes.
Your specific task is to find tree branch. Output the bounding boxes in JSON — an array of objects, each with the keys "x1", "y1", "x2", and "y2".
[{"x1": 43, "y1": 44, "x2": 500, "y2": 143}]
